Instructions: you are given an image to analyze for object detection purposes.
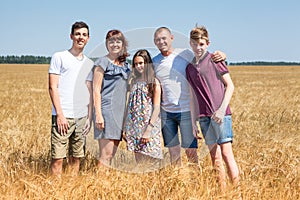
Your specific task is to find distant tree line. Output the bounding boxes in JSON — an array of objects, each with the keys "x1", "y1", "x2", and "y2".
[
  {"x1": 0, "y1": 55, "x2": 51, "y2": 64},
  {"x1": 1, "y1": 55, "x2": 300, "y2": 66},
  {"x1": 229, "y1": 61, "x2": 300, "y2": 66}
]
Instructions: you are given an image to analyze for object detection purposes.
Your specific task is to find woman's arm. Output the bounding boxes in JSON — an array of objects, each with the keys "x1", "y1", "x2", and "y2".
[{"x1": 93, "y1": 66, "x2": 105, "y2": 130}]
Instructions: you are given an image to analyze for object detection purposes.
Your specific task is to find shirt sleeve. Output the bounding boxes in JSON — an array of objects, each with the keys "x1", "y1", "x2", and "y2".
[
  {"x1": 86, "y1": 70, "x2": 93, "y2": 81},
  {"x1": 48, "y1": 52, "x2": 62, "y2": 74},
  {"x1": 215, "y1": 61, "x2": 229, "y2": 75},
  {"x1": 185, "y1": 64, "x2": 192, "y2": 83}
]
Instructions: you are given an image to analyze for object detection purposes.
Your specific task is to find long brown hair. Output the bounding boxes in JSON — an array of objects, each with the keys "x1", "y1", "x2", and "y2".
[
  {"x1": 131, "y1": 49, "x2": 156, "y2": 97},
  {"x1": 105, "y1": 29, "x2": 130, "y2": 63}
]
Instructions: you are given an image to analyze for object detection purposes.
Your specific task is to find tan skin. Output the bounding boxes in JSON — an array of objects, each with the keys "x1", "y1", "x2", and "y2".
[
  {"x1": 153, "y1": 28, "x2": 226, "y2": 167},
  {"x1": 132, "y1": 56, "x2": 162, "y2": 144},
  {"x1": 93, "y1": 38, "x2": 125, "y2": 167},
  {"x1": 48, "y1": 27, "x2": 91, "y2": 176},
  {"x1": 190, "y1": 37, "x2": 239, "y2": 190},
  {"x1": 125, "y1": 55, "x2": 162, "y2": 163}
]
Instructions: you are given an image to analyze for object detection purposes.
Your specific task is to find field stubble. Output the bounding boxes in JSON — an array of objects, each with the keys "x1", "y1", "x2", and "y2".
[{"x1": 0, "y1": 64, "x2": 299, "y2": 199}]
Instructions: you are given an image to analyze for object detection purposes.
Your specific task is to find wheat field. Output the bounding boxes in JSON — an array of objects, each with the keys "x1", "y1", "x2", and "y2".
[{"x1": 0, "y1": 64, "x2": 299, "y2": 199}]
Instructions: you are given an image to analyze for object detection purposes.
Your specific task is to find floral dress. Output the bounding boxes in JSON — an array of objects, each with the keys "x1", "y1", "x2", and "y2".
[{"x1": 125, "y1": 81, "x2": 163, "y2": 159}]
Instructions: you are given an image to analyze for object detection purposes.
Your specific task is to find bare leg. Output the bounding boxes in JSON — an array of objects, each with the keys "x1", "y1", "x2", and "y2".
[
  {"x1": 68, "y1": 156, "x2": 80, "y2": 175},
  {"x1": 50, "y1": 158, "x2": 63, "y2": 177},
  {"x1": 208, "y1": 143, "x2": 226, "y2": 191},
  {"x1": 168, "y1": 145, "x2": 182, "y2": 167},
  {"x1": 220, "y1": 142, "x2": 239, "y2": 185},
  {"x1": 97, "y1": 139, "x2": 120, "y2": 167},
  {"x1": 135, "y1": 152, "x2": 146, "y2": 163},
  {"x1": 185, "y1": 148, "x2": 199, "y2": 165}
]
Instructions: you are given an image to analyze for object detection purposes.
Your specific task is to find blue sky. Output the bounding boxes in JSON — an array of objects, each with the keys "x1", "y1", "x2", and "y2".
[{"x1": 1, "y1": 0, "x2": 299, "y2": 63}]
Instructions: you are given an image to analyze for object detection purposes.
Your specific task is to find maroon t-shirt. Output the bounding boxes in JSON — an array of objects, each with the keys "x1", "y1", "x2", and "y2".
[{"x1": 186, "y1": 51, "x2": 231, "y2": 117}]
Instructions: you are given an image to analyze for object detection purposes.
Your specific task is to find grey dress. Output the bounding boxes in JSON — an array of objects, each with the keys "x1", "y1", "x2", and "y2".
[{"x1": 93, "y1": 56, "x2": 131, "y2": 140}]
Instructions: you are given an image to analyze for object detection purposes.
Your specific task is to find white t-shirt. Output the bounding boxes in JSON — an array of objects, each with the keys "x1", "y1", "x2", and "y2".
[
  {"x1": 153, "y1": 48, "x2": 194, "y2": 113},
  {"x1": 49, "y1": 50, "x2": 94, "y2": 118}
]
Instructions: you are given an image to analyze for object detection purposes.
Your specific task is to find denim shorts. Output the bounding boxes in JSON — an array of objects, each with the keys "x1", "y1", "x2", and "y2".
[
  {"x1": 161, "y1": 110, "x2": 198, "y2": 148},
  {"x1": 51, "y1": 116, "x2": 86, "y2": 159},
  {"x1": 199, "y1": 115, "x2": 233, "y2": 145}
]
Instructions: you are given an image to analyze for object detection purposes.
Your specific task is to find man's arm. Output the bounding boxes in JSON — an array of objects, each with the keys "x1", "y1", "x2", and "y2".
[
  {"x1": 48, "y1": 74, "x2": 69, "y2": 135},
  {"x1": 212, "y1": 51, "x2": 226, "y2": 62},
  {"x1": 82, "y1": 80, "x2": 93, "y2": 136}
]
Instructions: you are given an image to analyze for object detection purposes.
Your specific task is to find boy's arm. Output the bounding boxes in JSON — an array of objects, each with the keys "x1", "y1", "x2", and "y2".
[
  {"x1": 185, "y1": 66, "x2": 201, "y2": 139},
  {"x1": 189, "y1": 86, "x2": 201, "y2": 139},
  {"x1": 48, "y1": 73, "x2": 69, "y2": 135},
  {"x1": 82, "y1": 80, "x2": 93, "y2": 136},
  {"x1": 212, "y1": 73, "x2": 234, "y2": 123}
]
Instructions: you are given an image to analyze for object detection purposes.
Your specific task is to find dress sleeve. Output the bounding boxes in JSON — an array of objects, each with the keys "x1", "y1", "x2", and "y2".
[{"x1": 94, "y1": 56, "x2": 108, "y2": 72}]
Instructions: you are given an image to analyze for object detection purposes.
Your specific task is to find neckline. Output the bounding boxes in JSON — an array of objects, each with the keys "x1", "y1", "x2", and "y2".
[{"x1": 68, "y1": 49, "x2": 84, "y2": 61}]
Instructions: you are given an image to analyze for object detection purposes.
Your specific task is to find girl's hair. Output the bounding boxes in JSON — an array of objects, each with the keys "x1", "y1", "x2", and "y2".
[
  {"x1": 132, "y1": 49, "x2": 156, "y2": 97},
  {"x1": 190, "y1": 26, "x2": 209, "y2": 44},
  {"x1": 105, "y1": 29, "x2": 130, "y2": 63}
]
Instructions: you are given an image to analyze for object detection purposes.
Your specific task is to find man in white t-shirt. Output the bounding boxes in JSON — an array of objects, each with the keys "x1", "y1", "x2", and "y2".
[
  {"x1": 152, "y1": 27, "x2": 226, "y2": 167},
  {"x1": 48, "y1": 21, "x2": 94, "y2": 176}
]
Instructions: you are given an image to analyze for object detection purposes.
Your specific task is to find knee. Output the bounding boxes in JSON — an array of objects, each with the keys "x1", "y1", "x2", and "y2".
[
  {"x1": 51, "y1": 158, "x2": 63, "y2": 166},
  {"x1": 221, "y1": 151, "x2": 234, "y2": 162},
  {"x1": 169, "y1": 145, "x2": 181, "y2": 155},
  {"x1": 101, "y1": 151, "x2": 113, "y2": 160},
  {"x1": 210, "y1": 152, "x2": 223, "y2": 166},
  {"x1": 185, "y1": 148, "x2": 198, "y2": 156}
]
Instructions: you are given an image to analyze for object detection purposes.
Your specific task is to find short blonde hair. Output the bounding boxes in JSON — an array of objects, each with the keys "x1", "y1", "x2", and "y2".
[{"x1": 190, "y1": 26, "x2": 209, "y2": 44}]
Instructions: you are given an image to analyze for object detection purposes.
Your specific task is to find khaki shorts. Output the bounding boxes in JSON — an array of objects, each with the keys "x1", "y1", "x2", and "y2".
[{"x1": 51, "y1": 116, "x2": 87, "y2": 159}]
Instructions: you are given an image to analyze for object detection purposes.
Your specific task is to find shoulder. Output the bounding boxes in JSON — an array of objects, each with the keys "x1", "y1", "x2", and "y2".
[
  {"x1": 154, "y1": 77, "x2": 161, "y2": 85},
  {"x1": 185, "y1": 63, "x2": 196, "y2": 76},
  {"x1": 153, "y1": 78, "x2": 162, "y2": 92},
  {"x1": 51, "y1": 50, "x2": 68, "y2": 59},
  {"x1": 213, "y1": 59, "x2": 229, "y2": 75},
  {"x1": 176, "y1": 48, "x2": 194, "y2": 61},
  {"x1": 94, "y1": 56, "x2": 109, "y2": 70},
  {"x1": 83, "y1": 55, "x2": 94, "y2": 66},
  {"x1": 49, "y1": 51, "x2": 68, "y2": 73},
  {"x1": 152, "y1": 53, "x2": 162, "y2": 63}
]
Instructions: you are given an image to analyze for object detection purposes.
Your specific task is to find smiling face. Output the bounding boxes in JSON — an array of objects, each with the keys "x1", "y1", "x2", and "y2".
[
  {"x1": 189, "y1": 26, "x2": 210, "y2": 60},
  {"x1": 105, "y1": 30, "x2": 128, "y2": 61},
  {"x1": 107, "y1": 37, "x2": 123, "y2": 56},
  {"x1": 154, "y1": 28, "x2": 174, "y2": 56},
  {"x1": 133, "y1": 56, "x2": 145, "y2": 74},
  {"x1": 190, "y1": 38, "x2": 209, "y2": 59},
  {"x1": 70, "y1": 27, "x2": 89, "y2": 50}
]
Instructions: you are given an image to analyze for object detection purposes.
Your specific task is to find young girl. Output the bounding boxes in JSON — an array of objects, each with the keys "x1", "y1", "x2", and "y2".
[
  {"x1": 124, "y1": 49, "x2": 163, "y2": 163},
  {"x1": 186, "y1": 26, "x2": 239, "y2": 190}
]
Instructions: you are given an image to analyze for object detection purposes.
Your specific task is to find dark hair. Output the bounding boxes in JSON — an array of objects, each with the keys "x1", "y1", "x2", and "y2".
[
  {"x1": 71, "y1": 21, "x2": 89, "y2": 36},
  {"x1": 131, "y1": 49, "x2": 156, "y2": 97},
  {"x1": 105, "y1": 29, "x2": 130, "y2": 63}
]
